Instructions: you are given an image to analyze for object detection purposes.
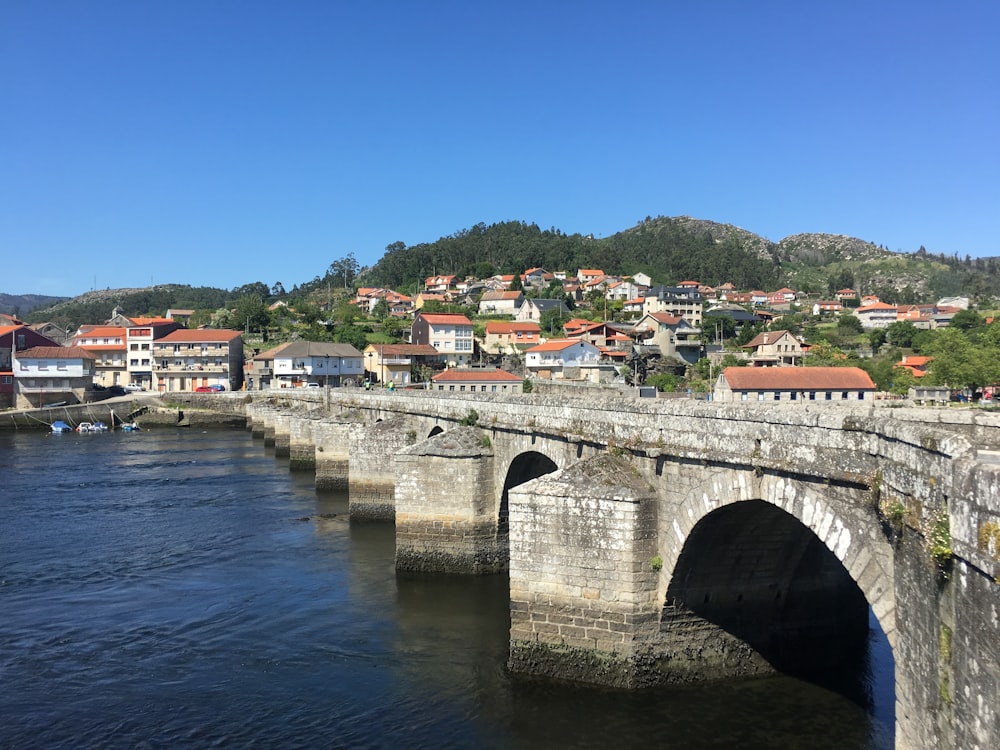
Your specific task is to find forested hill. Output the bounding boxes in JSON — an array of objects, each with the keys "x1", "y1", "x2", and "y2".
[
  {"x1": 364, "y1": 217, "x2": 780, "y2": 292},
  {"x1": 363, "y1": 216, "x2": 1000, "y2": 303}
]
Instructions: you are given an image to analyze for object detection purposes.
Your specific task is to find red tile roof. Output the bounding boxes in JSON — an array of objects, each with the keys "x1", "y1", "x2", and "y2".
[
  {"x1": 723, "y1": 366, "x2": 875, "y2": 391},
  {"x1": 527, "y1": 339, "x2": 593, "y2": 353},
  {"x1": 417, "y1": 313, "x2": 473, "y2": 325},
  {"x1": 157, "y1": 329, "x2": 242, "y2": 343},
  {"x1": 18, "y1": 346, "x2": 96, "y2": 359},
  {"x1": 432, "y1": 368, "x2": 522, "y2": 382},
  {"x1": 485, "y1": 322, "x2": 540, "y2": 334},
  {"x1": 365, "y1": 344, "x2": 440, "y2": 356}
]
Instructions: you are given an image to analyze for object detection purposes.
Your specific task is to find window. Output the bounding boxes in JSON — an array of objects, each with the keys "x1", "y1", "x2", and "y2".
[
  {"x1": 449, "y1": 385, "x2": 455, "y2": 391},
  {"x1": 741, "y1": 392, "x2": 748, "y2": 401},
  {"x1": 809, "y1": 392, "x2": 816, "y2": 401},
  {"x1": 790, "y1": 392, "x2": 797, "y2": 401},
  {"x1": 491, "y1": 385, "x2": 497, "y2": 392},
  {"x1": 460, "y1": 385, "x2": 466, "y2": 391},
  {"x1": 1, "y1": 375, "x2": 10, "y2": 384},
  {"x1": 758, "y1": 392, "x2": 765, "y2": 401},
  {"x1": 842, "y1": 391, "x2": 849, "y2": 400},
  {"x1": 481, "y1": 385, "x2": 487, "y2": 392},
  {"x1": 825, "y1": 392, "x2": 832, "y2": 400},
  {"x1": 774, "y1": 393, "x2": 780, "y2": 400}
]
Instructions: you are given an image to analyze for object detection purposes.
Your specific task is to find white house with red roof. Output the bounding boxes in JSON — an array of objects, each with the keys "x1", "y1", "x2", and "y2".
[
  {"x1": 713, "y1": 366, "x2": 876, "y2": 403},
  {"x1": 484, "y1": 322, "x2": 541, "y2": 354},
  {"x1": 855, "y1": 301, "x2": 898, "y2": 329},
  {"x1": 71, "y1": 325, "x2": 128, "y2": 388},
  {"x1": 525, "y1": 339, "x2": 602, "y2": 380},
  {"x1": 152, "y1": 328, "x2": 244, "y2": 392},
  {"x1": 12, "y1": 345, "x2": 97, "y2": 409},
  {"x1": 411, "y1": 311, "x2": 474, "y2": 366},
  {"x1": 577, "y1": 268, "x2": 605, "y2": 284},
  {"x1": 424, "y1": 275, "x2": 457, "y2": 293},
  {"x1": 429, "y1": 367, "x2": 523, "y2": 394},
  {"x1": 633, "y1": 312, "x2": 703, "y2": 363}
]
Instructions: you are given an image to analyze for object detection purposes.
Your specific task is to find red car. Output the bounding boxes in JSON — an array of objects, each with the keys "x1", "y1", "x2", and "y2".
[{"x1": 195, "y1": 386, "x2": 216, "y2": 393}]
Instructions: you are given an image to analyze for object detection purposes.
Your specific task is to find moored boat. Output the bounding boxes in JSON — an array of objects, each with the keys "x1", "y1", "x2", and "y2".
[{"x1": 51, "y1": 420, "x2": 73, "y2": 433}]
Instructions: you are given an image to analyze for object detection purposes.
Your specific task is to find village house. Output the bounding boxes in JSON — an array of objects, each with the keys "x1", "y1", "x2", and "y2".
[
  {"x1": 713, "y1": 366, "x2": 876, "y2": 403},
  {"x1": 1, "y1": 325, "x2": 75, "y2": 408},
  {"x1": 835, "y1": 288, "x2": 858, "y2": 302},
  {"x1": 577, "y1": 268, "x2": 605, "y2": 284},
  {"x1": 522, "y1": 268, "x2": 552, "y2": 288},
  {"x1": 363, "y1": 343, "x2": 441, "y2": 386},
  {"x1": 896, "y1": 355, "x2": 932, "y2": 379},
  {"x1": 71, "y1": 325, "x2": 128, "y2": 388},
  {"x1": 11, "y1": 345, "x2": 97, "y2": 409},
  {"x1": 516, "y1": 298, "x2": 570, "y2": 323},
  {"x1": 410, "y1": 312, "x2": 475, "y2": 366},
  {"x1": 478, "y1": 290, "x2": 523, "y2": 315},
  {"x1": 812, "y1": 300, "x2": 843, "y2": 315},
  {"x1": 642, "y1": 285, "x2": 703, "y2": 327},
  {"x1": 856, "y1": 301, "x2": 898, "y2": 329},
  {"x1": 152, "y1": 328, "x2": 244, "y2": 393},
  {"x1": 424, "y1": 275, "x2": 456, "y2": 293},
  {"x1": 633, "y1": 312, "x2": 703, "y2": 364},
  {"x1": 124, "y1": 318, "x2": 184, "y2": 391},
  {"x1": 742, "y1": 330, "x2": 804, "y2": 367},
  {"x1": 483, "y1": 321, "x2": 541, "y2": 354},
  {"x1": 631, "y1": 272, "x2": 653, "y2": 287},
  {"x1": 525, "y1": 339, "x2": 607, "y2": 381},
  {"x1": 429, "y1": 367, "x2": 523, "y2": 394},
  {"x1": 269, "y1": 342, "x2": 364, "y2": 388},
  {"x1": 245, "y1": 343, "x2": 287, "y2": 391}
]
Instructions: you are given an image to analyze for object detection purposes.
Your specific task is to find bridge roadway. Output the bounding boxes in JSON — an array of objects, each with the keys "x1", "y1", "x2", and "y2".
[{"x1": 200, "y1": 388, "x2": 999, "y2": 750}]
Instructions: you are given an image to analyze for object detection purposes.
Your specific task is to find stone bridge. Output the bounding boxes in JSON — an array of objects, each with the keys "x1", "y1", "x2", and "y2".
[{"x1": 200, "y1": 389, "x2": 998, "y2": 749}]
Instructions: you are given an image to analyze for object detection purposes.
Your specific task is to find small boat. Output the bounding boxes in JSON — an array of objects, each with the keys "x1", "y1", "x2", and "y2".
[
  {"x1": 121, "y1": 422, "x2": 141, "y2": 432},
  {"x1": 76, "y1": 422, "x2": 108, "y2": 433},
  {"x1": 51, "y1": 420, "x2": 73, "y2": 433}
]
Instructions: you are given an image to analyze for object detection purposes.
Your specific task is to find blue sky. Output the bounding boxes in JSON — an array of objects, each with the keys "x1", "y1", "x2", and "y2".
[{"x1": 2, "y1": 1, "x2": 997, "y2": 297}]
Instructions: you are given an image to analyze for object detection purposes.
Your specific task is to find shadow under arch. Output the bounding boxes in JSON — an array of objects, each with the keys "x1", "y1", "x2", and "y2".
[
  {"x1": 427, "y1": 425, "x2": 444, "y2": 438},
  {"x1": 663, "y1": 499, "x2": 891, "y2": 709},
  {"x1": 499, "y1": 451, "x2": 558, "y2": 544}
]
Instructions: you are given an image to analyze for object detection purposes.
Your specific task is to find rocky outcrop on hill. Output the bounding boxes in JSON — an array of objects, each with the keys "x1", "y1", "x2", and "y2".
[{"x1": 776, "y1": 233, "x2": 891, "y2": 265}]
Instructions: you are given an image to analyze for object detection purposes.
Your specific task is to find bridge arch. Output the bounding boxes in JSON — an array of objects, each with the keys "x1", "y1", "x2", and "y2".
[
  {"x1": 663, "y1": 469, "x2": 896, "y2": 644},
  {"x1": 498, "y1": 450, "x2": 559, "y2": 546},
  {"x1": 427, "y1": 425, "x2": 444, "y2": 438}
]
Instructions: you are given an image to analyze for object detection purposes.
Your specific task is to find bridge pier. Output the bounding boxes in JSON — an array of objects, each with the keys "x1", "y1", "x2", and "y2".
[
  {"x1": 507, "y1": 454, "x2": 662, "y2": 688},
  {"x1": 314, "y1": 421, "x2": 352, "y2": 492},
  {"x1": 272, "y1": 413, "x2": 291, "y2": 458},
  {"x1": 289, "y1": 416, "x2": 316, "y2": 471},
  {"x1": 394, "y1": 426, "x2": 502, "y2": 574},
  {"x1": 348, "y1": 417, "x2": 415, "y2": 521}
]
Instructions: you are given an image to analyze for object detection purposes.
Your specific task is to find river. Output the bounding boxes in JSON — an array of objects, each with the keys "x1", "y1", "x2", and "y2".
[{"x1": 0, "y1": 428, "x2": 894, "y2": 748}]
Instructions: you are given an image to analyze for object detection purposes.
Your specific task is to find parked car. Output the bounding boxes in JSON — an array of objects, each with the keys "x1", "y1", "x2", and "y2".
[
  {"x1": 306, "y1": 383, "x2": 321, "y2": 388},
  {"x1": 106, "y1": 385, "x2": 127, "y2": 396},
  {"x1": 195, "y1": 386, "x2": 217, "y2": 393},
  {"x1": 124, "y1": 384, "x2": 145, "y2": 392},
  {"x1": 209, "y1": 384, "x2": 226, "y2": 391}
]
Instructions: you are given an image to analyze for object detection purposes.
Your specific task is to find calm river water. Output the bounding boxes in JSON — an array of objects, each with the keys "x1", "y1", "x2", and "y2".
[{"x1": 0, "y1": 428, "x2": 894, "y2": 749}]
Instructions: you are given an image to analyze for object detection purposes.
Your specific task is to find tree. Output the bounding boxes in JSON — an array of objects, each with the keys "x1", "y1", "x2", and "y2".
[
  {"x1": 949, "y1": 308, "x2": 984, "y2": 332},
  {"x1": 924, "y1": 328, "x2": 997, "y2": 390},
  {"x1": 333, "y1": 323, "x2": 368, "y2": 350},
  {"x1": 837, "y1": 314, "x2": 864, "y2": 335},
  {"x1": 510, "y1": 273, "x2": 523, "y2": 291},
  {"x1": 234, "y1": 294, "x2": 270, "y2": 334},
  {"x1": 328, "y1": 253, "x2": 360, "y2": 289},
  {"x1": 271, "y1": 281, "x2": 286, "y2": 297},
  {"x1": 868, "y1": 329, "x2": 887, "y2": 351},
  {"x1": 371, "y1": 298, "x2": 391, "y2": 323},
  {"x1": 886, "y1": 320, "x2": 918, "y2": 348},
  {"x1": 539, "y1": 307, "x2": 565, "y2": 335}
]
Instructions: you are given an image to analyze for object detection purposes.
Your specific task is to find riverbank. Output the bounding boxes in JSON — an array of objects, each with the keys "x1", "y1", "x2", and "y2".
[{"x1": 0, "y1": 394, "x2": 246, "y2": 430}]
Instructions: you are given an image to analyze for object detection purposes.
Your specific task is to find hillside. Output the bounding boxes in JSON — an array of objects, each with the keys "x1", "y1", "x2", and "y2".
[
  {"x1": 0, "y1": 292, "x2": 68, "y2": 317},
  {"x1": 22, "y1": 285, "x2": 232, "y2": 331},
  {"x1": 13, "y1": 217, "x2": 1000, "y2": 323}
]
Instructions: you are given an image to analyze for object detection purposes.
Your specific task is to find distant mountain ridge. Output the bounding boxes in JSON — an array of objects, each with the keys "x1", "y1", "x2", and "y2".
[
  {"x1": 0, "y1": 292, "x2": 68, "y2": 317},
  {"x1": 9, "y1": 216, "x2": 1000, "y2": 322}
]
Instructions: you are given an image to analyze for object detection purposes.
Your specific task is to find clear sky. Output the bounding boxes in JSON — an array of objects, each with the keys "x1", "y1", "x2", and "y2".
[{"x1": 2, "y1": 1, "x2": 997, "y2": 297}]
